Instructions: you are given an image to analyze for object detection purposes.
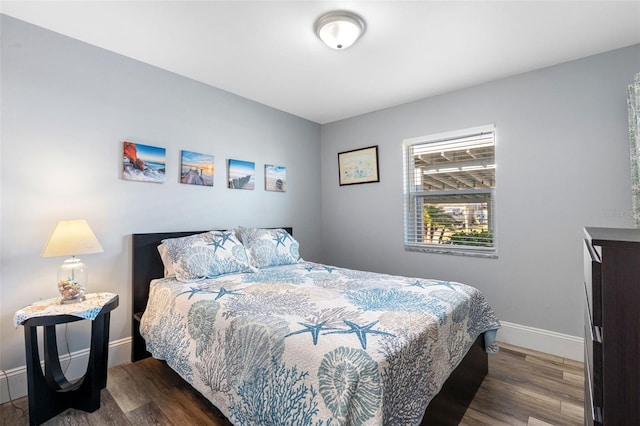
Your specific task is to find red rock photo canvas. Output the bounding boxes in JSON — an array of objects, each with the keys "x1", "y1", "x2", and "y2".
[{"x1": 123, "y1": 141, "x2": 166, "y2": 183}]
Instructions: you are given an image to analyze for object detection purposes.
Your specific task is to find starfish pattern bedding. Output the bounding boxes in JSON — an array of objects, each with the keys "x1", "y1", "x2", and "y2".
[{"x1": 139, "y1": 261, "x2": 500, "y2": 426}]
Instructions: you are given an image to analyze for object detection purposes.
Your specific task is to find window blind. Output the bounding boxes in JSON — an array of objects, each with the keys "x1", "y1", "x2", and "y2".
[{"x1": 403, "y1": 126, "x2": 496, "y2": 254}]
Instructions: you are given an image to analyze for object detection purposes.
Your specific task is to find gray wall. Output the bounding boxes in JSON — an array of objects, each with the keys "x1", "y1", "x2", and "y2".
[
  {"x1": 0, "y1": 15, "x2": 321, "y2": 370},
  {"x1": 320, "y1": 44, "x2": 640, "y2": 338}
]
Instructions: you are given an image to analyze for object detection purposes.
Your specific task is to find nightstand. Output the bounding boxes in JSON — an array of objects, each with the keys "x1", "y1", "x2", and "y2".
[{"x1": 14, "y1": 292, "x2": 119, "y2": 426}]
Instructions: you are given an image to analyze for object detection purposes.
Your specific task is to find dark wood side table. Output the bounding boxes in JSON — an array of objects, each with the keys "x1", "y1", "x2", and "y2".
[{"x1": 15, "y1": 293, "x2": 119, "y2": 426}]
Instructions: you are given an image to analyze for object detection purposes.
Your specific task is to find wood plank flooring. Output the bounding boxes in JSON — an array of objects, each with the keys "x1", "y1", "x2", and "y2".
[{"x1": 0, "y1": 342, "x2": 583, "y2": 425}]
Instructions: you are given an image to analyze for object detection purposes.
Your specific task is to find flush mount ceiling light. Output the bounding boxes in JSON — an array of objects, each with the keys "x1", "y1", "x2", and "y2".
[{"x1": 315, "y1": 10, "x2": 365, "y2": 50}]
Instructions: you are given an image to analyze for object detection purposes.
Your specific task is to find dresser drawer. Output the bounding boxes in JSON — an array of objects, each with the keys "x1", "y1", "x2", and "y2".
[
  {"x1": 584, "y1": 344, "x2": 603, "y2": 426},
  {"x1": 583, "y1": 239, "x2": 602, "y2": 326},
  {"x1": 584, "y1": 305, "x2": 602, "y2": 416}
]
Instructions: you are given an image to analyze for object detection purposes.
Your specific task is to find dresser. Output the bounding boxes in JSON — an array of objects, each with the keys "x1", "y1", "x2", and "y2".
[{"x1": 583, "y1": 227, "x2": 640, "y2": 425}]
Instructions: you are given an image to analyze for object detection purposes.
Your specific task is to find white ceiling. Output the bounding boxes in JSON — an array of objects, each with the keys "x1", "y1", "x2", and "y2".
[{"x1": 2, "y1": 1, "x2": 640, "y2": 124}]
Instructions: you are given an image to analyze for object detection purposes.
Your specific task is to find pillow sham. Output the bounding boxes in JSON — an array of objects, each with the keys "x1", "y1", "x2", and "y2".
[
  {"x1": 238, "y1": 227, "x2": 301, "y2": 268},
  {"x1": 162, "y1": 230, "x2": 253, "y2": 282},
  {"x1": 157, "y1": 242, "x2": 175, "y2": 278}
]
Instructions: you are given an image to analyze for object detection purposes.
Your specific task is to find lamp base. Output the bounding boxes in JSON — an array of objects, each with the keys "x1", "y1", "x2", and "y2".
[
  {"x1": 57, "y1": 278, "x2": 86, "y2": 303},
  {"x1": 57, "y1": 257, "x2": 87, "y2": 302},
  {"x1": 59, "y1": 294, "x2": 86, "y2": 304}
]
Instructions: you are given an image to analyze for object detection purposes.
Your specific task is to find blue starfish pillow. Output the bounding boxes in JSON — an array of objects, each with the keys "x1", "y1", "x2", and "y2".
[
  {"x1": 162, "y1": 231, "x2": 253, "y2": 282},
  {"x1": 238, "y1": 227, "x2": 302, "y2": 268}
]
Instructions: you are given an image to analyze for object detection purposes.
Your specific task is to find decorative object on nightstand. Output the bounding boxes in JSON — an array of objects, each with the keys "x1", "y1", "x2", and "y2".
[
  {"x1": 14, "y1": 292, "x2": 119, "y2": 426},
  {"x1": 41, "y1": 220, "x2": 104, "y2": 303}
]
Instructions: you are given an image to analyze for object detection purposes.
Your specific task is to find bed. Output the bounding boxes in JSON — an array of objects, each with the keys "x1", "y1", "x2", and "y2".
[{"x1": 131, "y1": 228, "x2": 500, "y2": 425}]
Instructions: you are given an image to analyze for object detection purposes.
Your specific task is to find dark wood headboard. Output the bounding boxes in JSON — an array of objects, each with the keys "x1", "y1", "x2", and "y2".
[{"x1": 131, "y1": 227, "x2": 293, "y2": 361}]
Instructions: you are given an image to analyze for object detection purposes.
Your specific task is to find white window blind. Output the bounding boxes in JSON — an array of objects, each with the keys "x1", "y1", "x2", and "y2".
[{"x1": 403, "y1": 125, "x2": 496, "y2": 255}]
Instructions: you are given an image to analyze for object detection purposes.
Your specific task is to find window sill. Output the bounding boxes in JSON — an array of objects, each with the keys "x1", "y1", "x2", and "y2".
[{"x1": 404, "y1": 245, "x2": 498, "y2": 259}]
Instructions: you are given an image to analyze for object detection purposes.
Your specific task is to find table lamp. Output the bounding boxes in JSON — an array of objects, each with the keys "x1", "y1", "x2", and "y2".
[{"x1": 41, "y1": 219, "x2": 104, "y2": 303}]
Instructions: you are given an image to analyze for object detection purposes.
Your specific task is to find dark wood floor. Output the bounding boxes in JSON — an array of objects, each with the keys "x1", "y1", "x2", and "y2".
[{"x1": 0, "y1": 342, "x2": 583, "y2": 426}]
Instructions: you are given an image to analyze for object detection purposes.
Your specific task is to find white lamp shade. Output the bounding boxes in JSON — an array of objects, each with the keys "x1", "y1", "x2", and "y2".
[
  {"x1": 41, "y1": 220, "x2": 104, "y2": 258},
  {"x1": 315, "y1": 11, "x2": 365, "y2": 50}
]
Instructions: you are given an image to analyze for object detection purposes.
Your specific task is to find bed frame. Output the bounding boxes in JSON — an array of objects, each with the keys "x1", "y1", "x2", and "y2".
[{"x1": 131, "y1": 229, "x2": 488, "y2": 425}]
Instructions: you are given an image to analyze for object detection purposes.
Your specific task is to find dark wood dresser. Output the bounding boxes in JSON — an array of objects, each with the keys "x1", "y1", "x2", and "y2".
[{"x1": 583, "y1": 227, "x2": 640, "y2": 425}]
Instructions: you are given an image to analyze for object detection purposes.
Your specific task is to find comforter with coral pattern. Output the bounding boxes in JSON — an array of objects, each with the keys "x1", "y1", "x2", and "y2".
[{"x1": 139, "y1": 262, "x2": 500, "y2": 426}]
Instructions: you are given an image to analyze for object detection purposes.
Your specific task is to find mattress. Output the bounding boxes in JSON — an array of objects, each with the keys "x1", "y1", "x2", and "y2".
[{"x1": 139, "y1": 261, "x2": 500, "y2": 425}]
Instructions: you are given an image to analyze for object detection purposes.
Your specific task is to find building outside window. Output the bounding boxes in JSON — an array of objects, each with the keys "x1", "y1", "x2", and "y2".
[{"x1": 403, "y1": 125, "x2": 496, "y2": 257}]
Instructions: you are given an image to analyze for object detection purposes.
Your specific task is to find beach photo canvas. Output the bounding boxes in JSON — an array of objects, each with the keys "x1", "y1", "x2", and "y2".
[
  {"x1": 123, "y1": 141, "x2": 166, "y2": 183},
  {"x1": 228, "y1": 159, "x2": 255, "y2": 190},
  {"x1": 265, "y1": 164, "x2": 287, "y2": 192},
  {"x1": 180, "y1": 150, "x2": 214, "y2": 186}
]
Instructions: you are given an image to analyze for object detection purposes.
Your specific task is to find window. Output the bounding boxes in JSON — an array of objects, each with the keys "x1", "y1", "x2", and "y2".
[{"x1": 403, "y1": 125, "x2": 496, "y2": 256}]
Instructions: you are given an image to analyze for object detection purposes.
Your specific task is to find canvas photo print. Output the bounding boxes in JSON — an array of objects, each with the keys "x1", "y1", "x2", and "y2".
[
  {"x1": 123, "y1": 141, "x2": 166, "y2": 183},
  {"x1": 228, "y1": 159, "x2": 255, "y2": 190},
  {"x1": 181, "y1": 150, "x2": 214, "y2": 186},
  {"x1": 265, "y1": 164, "x2": 286, "y2": 192}
]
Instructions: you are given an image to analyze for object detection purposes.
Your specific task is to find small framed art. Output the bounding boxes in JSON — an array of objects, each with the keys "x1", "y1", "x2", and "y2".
[
  {"x1": 122, "y1": 141, "x2": 166, "y2": 183},
  {"x1": 180, "y1": 150, "x2": 214, "y2": 186},
  {"x1": 338, "y1": 145, "x2": 379, "y2": 185},
  {"x1": 265, "y1": 164, "x2": 286, "y2": 192},
  {"x1": 228, "y1": 159, "x2": 255, "y2": 190}
]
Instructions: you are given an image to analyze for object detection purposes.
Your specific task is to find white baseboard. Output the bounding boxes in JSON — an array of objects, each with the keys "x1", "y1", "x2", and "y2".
[
  {"x1": 497, "y1": 321, "x2": 584, "y2": 361},
  {"x1": 0, "y1": 337, "x2": 132, "y2": 404}
]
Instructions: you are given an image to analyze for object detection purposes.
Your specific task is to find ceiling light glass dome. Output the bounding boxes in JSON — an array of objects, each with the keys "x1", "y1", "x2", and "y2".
[{"x1": 315, "y1": 11, "x2": 365, "y2": 50}]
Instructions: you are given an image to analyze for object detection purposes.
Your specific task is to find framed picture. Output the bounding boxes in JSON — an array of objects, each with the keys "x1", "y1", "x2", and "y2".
[
  {"x1": 122, "y1": 141, "x2": 166, "y2": 183},
  {"x1": 265, "y1": 164, "x2": 287, "y2": 192},
  {"x1": 180, "y1": 150, "x2": 214, "y2": 186},
  {"x1": 228, "y1": 159, "x2": 255, "y2": 190},
  {"x1": 338, "y1": 145, "x2": 380, "y2": 185}
]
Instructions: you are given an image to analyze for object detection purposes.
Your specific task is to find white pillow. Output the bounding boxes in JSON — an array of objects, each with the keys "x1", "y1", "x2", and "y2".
[
  {"x1": 162, "y1": 230, "x2": 253, "y2": 282},
  {"x1": 157, "y1": 242, "x2": 175, "y2": 278},
  {"x1": 238, "y1": 227, "x2": 301, "y2": 268}
]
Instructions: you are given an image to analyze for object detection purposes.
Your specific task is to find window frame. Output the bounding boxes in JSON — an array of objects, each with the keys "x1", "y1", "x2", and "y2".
[{"x1": 403, "y1": 124, "x2": 497, "y2": 258}]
